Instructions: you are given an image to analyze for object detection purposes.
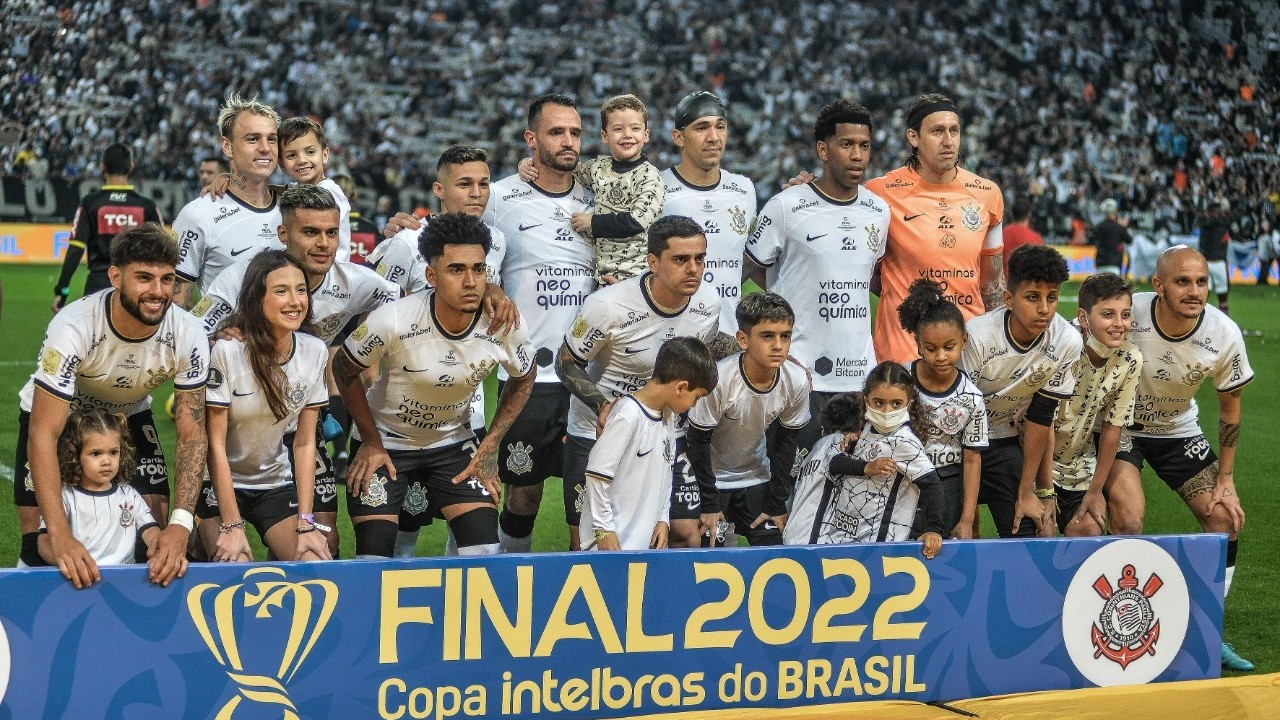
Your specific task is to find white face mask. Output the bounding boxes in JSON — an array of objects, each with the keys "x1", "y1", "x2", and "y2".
[
  {"x1": 866, "y1": 406, "x2": 910, "y2": 434},
  {"x1": 1082, "y1": 318, "x2": 1118, "y2": 358}
]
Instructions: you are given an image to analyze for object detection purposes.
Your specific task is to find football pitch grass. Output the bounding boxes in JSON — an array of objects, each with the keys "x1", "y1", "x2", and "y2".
[{"x1": 0, "y1": 264, "x2": 1274, "y2": 675}]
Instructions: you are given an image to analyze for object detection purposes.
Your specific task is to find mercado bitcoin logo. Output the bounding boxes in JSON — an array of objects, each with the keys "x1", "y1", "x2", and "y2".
[
  {"x1": 1062, "y1": 539, "x2": 1189, "y2": 687},
  {"x1": 187, "y1": 567, "x2": 339, "y2": 719}
]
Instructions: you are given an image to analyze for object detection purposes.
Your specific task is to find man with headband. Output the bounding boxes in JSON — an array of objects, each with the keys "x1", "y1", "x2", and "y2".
[
  {"x1": 660, "y1": 91, "x2": 757, "y2": 334},
  {"x1": 865, "y1": 93, "x2": 1006, "y2": 364}
]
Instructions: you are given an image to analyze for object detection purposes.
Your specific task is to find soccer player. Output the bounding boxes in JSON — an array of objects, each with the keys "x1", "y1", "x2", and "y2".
[
  {"x1": 1046, "y1": 273, "x2": 1142, "y2": 536},
  {"x1": 582, "y1": 337, "x2": 717, "y2": 551},
  {"x1": 864, "y1": 93, "x2": 1007, "y2": 365},
  {"x1": 198, "y1": 251, "x2": 331, "y2": 562},
  {"x1": 17, "y1": 223, "x2": 209, "y2": 588},
  {"x1": 687, "y1": 292, "x2": 810, "y2": 546},
  {"x1": 368, "y1": 146, "x2": 512, "y2": 556},
  {"x1": 334, "y1": 213, "x2": 536, "y2": 558},
  {"x1": 1112, "y1": 245, "x2": 1253, "y2": 670},
  {"x1": 172, "y1": 94, "x2": 283, "y2": 308},
  {"x1": 193, "y1": 185, "x2": 398, "y2": 555},
  {"x1": 660, "y1": 91, "x2": 758, "y2": 333},
  {"x1": 958, "y1": 244, "x2": 1081, "y2": 538},
  {"x1": 54, "y1": 143, "x2": 163, "y2": 311},
  {"x1": 558, "y1": 216, "x2": 728, "y2": 549},
  {"x1": 1090, "y1": 199, "x2": 1131, "y2": 276},
  {"x1": 486, "y1": 94, "x2": 596, "y2": 553},
  {"x1": 743, "y1": 99, "x2": 889, "y2": 452}
]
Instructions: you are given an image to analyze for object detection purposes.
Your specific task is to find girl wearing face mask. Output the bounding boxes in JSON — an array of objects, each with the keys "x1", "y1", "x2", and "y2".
[
  {"x1": 898, "y1": 279, "x2": 989, "y2": 541},
  {"x1": 783, "y1": 363, "x2": 944, "y2": 559},
  {"x1": 1044, "y1": 273, "x2": 1143, "y2": 537}
]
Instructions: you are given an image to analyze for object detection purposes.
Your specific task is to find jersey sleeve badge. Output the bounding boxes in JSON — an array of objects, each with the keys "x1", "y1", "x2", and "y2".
[{"x1": 41, "y1": 348, "x2": 63, "y2": 375}]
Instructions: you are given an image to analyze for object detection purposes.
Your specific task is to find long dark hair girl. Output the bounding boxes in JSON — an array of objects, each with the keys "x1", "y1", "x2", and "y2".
[{"x1": 226, "y1": 250, "x2": 313, "y2": 421}]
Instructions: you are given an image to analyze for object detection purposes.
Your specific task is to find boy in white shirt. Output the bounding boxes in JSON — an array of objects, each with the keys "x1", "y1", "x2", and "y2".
[{"x1": 582, "y1": 337, "x2": 717, "y2": 551}]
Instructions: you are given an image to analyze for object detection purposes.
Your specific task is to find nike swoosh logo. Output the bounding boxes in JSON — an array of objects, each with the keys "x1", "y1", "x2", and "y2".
[
  {"x1": 623, "y1": 347, "x2": 645, "y2": 355},
  {"x1": 230, "y1": 247, "x2": 251, "y2": 256},
  {"x1": 232, "y1": 390, "x2": 255, "y2": 396},
  {"x1": 904, "y1": 213, "x2": 926, "y2": 221},
  {"x1": 319, "y1": 491, "x2": 337, "y2": 503},
  {"x1": 518, "y1": 223, "x2": 542, "y2": 231},
  {"x1": 403, "y1": 365, "x2": 430, "y2": 373},
  {"x1": 637, "y1": 449, "x2": 652, "y2": 457},
  {"x1": 805, "y1": 234, "x2": 826, "y2": 242},
  {"x1": 288, "y1": 501, "x2": 299, "y2": 508}
]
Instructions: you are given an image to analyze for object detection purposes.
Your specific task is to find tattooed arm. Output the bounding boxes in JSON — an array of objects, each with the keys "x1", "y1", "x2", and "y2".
[
  {"x1": 332, "y1": 349, "x2": 394, "y2": 496},
  {"x1": 742, "y1": 252, "x2": 768, "y2": 291},
  {"x1": 1212, "y1": 388, "x2": 1245, "y2": 531},
  {"x1": 556, "y1": 343, "x2": 613, "y2": 434},
  {"x1": 147, "y1": 387, "x2": 205, "y2": 586},
  {"x1": 452, "y1": 367, "x2": 535, "y2": 500},
  {"x1": 979, "y1": 251, "x2": 1006, "y2": 311}
]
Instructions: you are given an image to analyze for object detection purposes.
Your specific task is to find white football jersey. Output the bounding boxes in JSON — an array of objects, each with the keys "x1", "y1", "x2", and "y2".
[
  {"x1": 20, "y1": 291, "x2": 209, "y2": 415},
  {"x1": 41, "y1": 484, "x2": 156, "y2": 566},
  {"x1": 370, "y1": 224, "x2": 507, "y2": 295},
  {"x1": 792, "y1": 424, "x2": 935, "y2": 545},
  {"x1": 316, "y1": 177, "x2": 353, "y2": 263},
  {"x1": 484, "y1": 175, "x2": 595, "y2": 382},
  {"x1": 194, "y1": 259, "x2": 399, "y2": 342},
  {"x1": 206, "y1": 334, "x2": 329, "y2": 488},
  {"x1": 687, "y1": 354, "x2": 810, "y2": 489},
  {"x1": 745, "y1": 183, "x2": 890, "y2": 392},
  {"x1": 783, "y1": 434, "x2": 845, "y2": 545},
  {"x1": 563, "y1": 273, "x2": 721, "y2": 439},
  {"x1": 173, "y1": 193, "x2": 282, "y2": 292},
  {"x1": 342, "y1": 290, "x2": 534, "y2": 450},
  {"x1": 660, "y1": 167, "x2": 757, "y2": 333},
  {"x1": 959, "y1": 308, "x2": 1083, "y2": 439},
  {"x1": 1126, "y1": 292, "x2": 1253, "y2": 438},
  {"x1": 912, "y1": 361, "x2": 988, "y2": 469},
  {"x1": 581, "y1": 395, "x2": 675, "y2": 551}
]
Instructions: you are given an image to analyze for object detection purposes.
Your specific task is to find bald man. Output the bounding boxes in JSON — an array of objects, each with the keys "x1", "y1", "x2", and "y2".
[{"x1": 1107, "y1": 245, "x2": 1254, "y2": 671}]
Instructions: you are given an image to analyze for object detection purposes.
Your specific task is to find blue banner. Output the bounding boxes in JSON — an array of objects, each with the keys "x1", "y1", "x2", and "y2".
[{"x1": 0, "y1": 535, "x2": 1222, "y2": 719}]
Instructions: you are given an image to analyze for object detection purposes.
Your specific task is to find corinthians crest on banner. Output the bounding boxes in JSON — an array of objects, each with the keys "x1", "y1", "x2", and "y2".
[{"x1": 1090, "y1": 564, "x2": 1163, "y2": 669}]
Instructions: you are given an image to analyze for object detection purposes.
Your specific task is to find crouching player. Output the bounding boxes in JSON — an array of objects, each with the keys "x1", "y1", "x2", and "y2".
[{"x1": 581, "y1": 338, "x2": 716, "y2": 551}]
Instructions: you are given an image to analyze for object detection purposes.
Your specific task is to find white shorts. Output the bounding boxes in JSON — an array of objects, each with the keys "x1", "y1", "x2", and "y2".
[{"x1": 1207, "y1": 260, "x2": 1229, "y2": 295}]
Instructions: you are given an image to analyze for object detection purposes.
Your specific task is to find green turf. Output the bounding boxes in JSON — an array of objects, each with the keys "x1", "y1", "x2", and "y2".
[{"x1": 1, "y1": 265, "x2": 1274, "y2": 673}]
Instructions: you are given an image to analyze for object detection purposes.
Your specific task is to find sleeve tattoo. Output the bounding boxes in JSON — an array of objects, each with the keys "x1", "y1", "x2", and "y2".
[
  {"x1": 707, "y1": 332, "x2": 740, "y2": 361},
  {"x1": 173, "y1": 390, "x2": 207, "y2": 514},
  {"x1": 1218, "y1": 419, "x2": 1240, "y2": 448},
  {"x1": 556, "y1": 344, "x2": 608, "y2": 413},
  {"x1": 981, "y1": 253, "x2": 1006, "y2": 310}
]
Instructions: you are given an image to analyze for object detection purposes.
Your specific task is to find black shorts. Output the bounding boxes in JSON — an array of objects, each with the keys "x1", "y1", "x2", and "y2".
[
  {"x1": 284, "y1": 428, "x2": 337, "y2": 513},
  {"x1": 195, "y1": 482, "x2": 298, "y2": 538},
  {"x1": 977, "y1": 437, "x2": 1037, "y2": 538},
  {"x1": 14, "y1": 409, "x2": 168, "y2": 507},
  {"x1": 562, "y1": 434, "x2": 593, "y2": 526},
  {"x1": 347, "y1": 437, "x2": 484, "y2": 520},
  {"x1": 670, "y1": 436, "x2": 701, "y2": 521},
  {"x1": 1115, "y1": 433, "x2": 1218, "y2": 493},
  {"x1": 499, "y1": 382, "x2": 569, "y2": 487},
  {"x1": 399, "y1": 428, "x2": 487, "y2": 531},
  {"x1": 912, "y1": 464, "x2": 963, "y2": 539},
  {"x1": 1056, "y1": 487, "x2": 1086, "y2": 534},
  {"x1": 716, "y1": 482, "x2": 781, "y2": 545}
]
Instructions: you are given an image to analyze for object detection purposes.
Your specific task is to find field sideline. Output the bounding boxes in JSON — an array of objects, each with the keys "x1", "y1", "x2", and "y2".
[{"x1": 0, "y1": 264, "x2": 1274, "y2": 674}]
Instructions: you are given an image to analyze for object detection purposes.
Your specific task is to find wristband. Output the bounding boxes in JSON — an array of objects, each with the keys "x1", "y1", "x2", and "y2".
[
  {"x1": 218, "y1": 519, "x2": 246, "y2": 534},
  {"x1": 1034, "y1": 488, "x2": 1057, "y2": 499},
  {"x1": 297, "y1": 513, "x2": 332, "y2": 533},
  {"x1": 594, "y1": 528, "x2": 614, "y2": 541},
  {"x1": 55, "y1": 286, "x2": 69, "y2": 297},
  {"x1": 169, "y1": 508, "x2": 195, "y2": 532}
]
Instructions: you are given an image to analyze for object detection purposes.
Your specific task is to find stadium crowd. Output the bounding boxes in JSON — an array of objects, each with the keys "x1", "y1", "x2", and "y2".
[{"x1": 2, "y1": 0, "x2": 1278, "y2": 241}]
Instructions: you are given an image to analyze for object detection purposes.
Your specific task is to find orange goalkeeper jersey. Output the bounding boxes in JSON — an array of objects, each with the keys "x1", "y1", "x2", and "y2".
[{"x1": 864, "y1": 166, "x2": 1005, "y2": 364}]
